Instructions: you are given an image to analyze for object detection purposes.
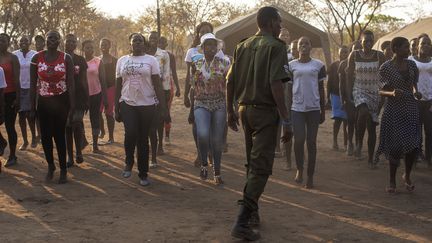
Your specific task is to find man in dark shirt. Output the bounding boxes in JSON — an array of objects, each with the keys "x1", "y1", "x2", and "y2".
[
  {"x1": 64, "y1": 34, "x2": 89, "y2": 168},
  {"x1": 327, "y1": 46, "x2": 349, "y2": 151},
  {"x1": 226, "y1": 6, "x2": 292, "y2": 241}
]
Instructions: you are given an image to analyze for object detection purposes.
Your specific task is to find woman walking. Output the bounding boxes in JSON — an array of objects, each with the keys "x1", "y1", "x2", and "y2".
[
  {"x1": 147, "y1": 31, "x2": 171, "y2": 167},
  {"x1": 191, "y1": 33, "x2": 229, "y2": 185},
  {"x1": 0, "y1": 33, "x2": 20, "y2": 167},
  {"x1": 82, "y1": 40, "x2": 106, "y2": 153},
  {"x1": 184, "y1": 22, "x2": 224, "y2": 166},
  {"x1": 99, "y1": 38, "x2": 117, "y2": 144},
  {"x1": 376, "y1": 37, "x2": 421, "y2": 193},
  {"x1": 328, "y1": 46, "x2": 349, "y2": 151},
  {"x1": 347, "y1": 30, "x2": 385, "y2": 167},
  {"x1": 410, "y1": 36, "x2": 432, "y2": 167},
  {"x1": 30, "y1": 30, "x2": 75, "y2": 183},
  {"x1": 13, "y1": 36, "x2": 38, "y2": 150},
  {"x1": 115, "y1": 33, "x2": 168, "y2": 186},
  {"x1": 65, "y1": 34, "x2": 88, "y2": 167},
  {"x1": 288, "y1": 36, "x2": 326, "y2": 189},
  {"x1": 339, "y1": 41, "x2": 362, "y2": 156},
  {"x1": 158, "y1": 36, "x2": 181, "y2": 145}
]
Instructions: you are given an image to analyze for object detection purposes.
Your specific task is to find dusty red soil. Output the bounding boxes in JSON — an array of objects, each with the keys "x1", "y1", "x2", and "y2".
[{"x1": 1, "y1": 74, "x2": 431, "y2": 242}]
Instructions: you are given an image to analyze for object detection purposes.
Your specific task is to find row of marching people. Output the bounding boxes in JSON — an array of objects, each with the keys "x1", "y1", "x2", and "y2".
[
  {"x1": 0, "y1": 31, "x2": 180, "y2": 184},
  {"x1": 330, "y1": 32, "x2": 432, "y2": 193}
]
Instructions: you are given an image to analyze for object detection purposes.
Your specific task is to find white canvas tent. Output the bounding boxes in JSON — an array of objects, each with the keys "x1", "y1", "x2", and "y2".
[
  {"x1": 374, "y1": 17, "x2": 432, "y2": 50},
  {"x1": 214, "y1": 7, "x2": 332, "y2": 66}
]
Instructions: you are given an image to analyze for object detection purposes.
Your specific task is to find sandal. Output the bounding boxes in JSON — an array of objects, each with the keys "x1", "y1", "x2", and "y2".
[
  {"x1": 402, "y1": 174, "x2": 415, "y2": 192},
  {"x1": 405, "y1": 183, "x2": 415, "y2": 192}
]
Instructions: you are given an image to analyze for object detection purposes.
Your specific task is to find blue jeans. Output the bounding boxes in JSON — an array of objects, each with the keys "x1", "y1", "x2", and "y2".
[{"x1": 194, "y1": 107, "x2": 226, "y2": 174}]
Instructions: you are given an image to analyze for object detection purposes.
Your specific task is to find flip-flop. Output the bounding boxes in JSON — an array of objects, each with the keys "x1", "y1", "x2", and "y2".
[
  {"x1": 402, "y1": 174, "x2": 415, "y2": 192},
  {"x1": 405, "y1": 183, "x2": 415, "y2": 192}
]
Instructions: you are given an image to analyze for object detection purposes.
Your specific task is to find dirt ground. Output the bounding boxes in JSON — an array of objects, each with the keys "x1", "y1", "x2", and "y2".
[{"x1": 1, "y1": 73, "x2": 432, "y2": 243}]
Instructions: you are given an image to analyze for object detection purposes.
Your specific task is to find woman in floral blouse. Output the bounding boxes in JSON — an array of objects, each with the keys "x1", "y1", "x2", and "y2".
[{"x1": 191, "y1": 33, "x2": 230, "y2": 185}]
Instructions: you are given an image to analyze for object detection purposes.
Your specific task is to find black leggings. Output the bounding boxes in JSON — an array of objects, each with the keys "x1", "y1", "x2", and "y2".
[
  {"x1": 38, "y1": 93, "x2": 69, "y2": 171},
  {"x1": 89, "y1": 93, "x2": 102, "y2": 136},
  {"x1": 0, "y1": 92, "x2": 18, "y2": 157},
  {"x1": 121, "y1": 102, "x2": 155, "y2": 179}
]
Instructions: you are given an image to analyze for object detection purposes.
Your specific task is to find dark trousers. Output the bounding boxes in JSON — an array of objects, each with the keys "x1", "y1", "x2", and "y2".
[
  {"x1": 0, "y1": 92, "x2": 18, "y2": 156},
  {"x1": 38, "y1": 93, "x2": 69, "y2": 171},
  {"x1": 121, "y1": 102, "x2": 155, "y2": 179},
  {"x1": 292, "y1": 110, "x2": 320, "y2": 177},
  {"x1": 239, "y1": 105, "x2": 279, "y2": 211},
  {"x1": 419, "y1": 101, "x2": 432, "y2": 163},
  {"x1": 89, "y1": 92, "x2": 102, "y2": 136}
]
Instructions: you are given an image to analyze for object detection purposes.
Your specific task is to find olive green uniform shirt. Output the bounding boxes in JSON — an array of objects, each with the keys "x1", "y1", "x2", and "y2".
[{"x1": 226, "y1": 31, "x2": 290, "y2": 106}]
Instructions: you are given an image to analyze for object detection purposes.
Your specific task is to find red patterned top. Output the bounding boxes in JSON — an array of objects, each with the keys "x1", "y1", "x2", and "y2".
[
  {"x1": 36, "y1": 51, "x2": 67, "y2": 97},
  {"x1": 0, "y1": 62, "x2": 15, "y2": 93}
]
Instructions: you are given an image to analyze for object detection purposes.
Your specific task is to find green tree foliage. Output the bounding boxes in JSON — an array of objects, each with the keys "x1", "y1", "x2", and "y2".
[
  {"x1": 364, "y1": 14, "x2": 404, "y2": 38},
  {"x1": 136, "y1": 0, "x2": 249, "y2": 63}
]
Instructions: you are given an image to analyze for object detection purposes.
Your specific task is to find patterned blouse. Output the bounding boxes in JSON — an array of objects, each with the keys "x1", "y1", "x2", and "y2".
[
  {"x1": 192, "y1": 56, "x2": 230, "y2": 111},
  {"x1": 36, "y1": 51, "x2": 67, "y2": 97}
]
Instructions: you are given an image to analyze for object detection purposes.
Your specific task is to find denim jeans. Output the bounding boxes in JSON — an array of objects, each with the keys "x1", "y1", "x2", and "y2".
[
  {"x1": 194, "y1": 107, "x2": 226, "y2": 174},
  {"x1": 292, "y1": 110, "x2": 320, "y2": 177}
]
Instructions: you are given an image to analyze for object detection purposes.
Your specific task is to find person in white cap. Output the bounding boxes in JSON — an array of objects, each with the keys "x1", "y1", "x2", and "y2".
[{"x1": 190, "y1": 33, "x2": 230, "y2": 185}]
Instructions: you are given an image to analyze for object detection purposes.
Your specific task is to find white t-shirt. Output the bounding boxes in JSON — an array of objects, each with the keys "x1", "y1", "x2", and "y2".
[
  {"x1": 116, "y1": 55, "x2": 160, "y2": 106},
  {"x1": 288, "y1": 58, "x2": 326, "y2": 112},
  {"x1": 184, "y1": 47, "x2": 225, "y2": 63},
  {"x1": 0, "y1": 67, "x2": 7, "y2": 89},
  {"x1": 13, "y1": 49, "x2": 37, "y2": 89},
  {"x1": 410, "y1": 57, "x2": 432, "y2": 101},
  {"x1": 154, "y1": 48, "x2": 171, "y2": 91}
]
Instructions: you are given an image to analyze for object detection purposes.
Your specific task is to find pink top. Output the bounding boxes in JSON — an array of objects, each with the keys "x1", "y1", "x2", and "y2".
[{"x1": 87, "y1": 57, "x2": 102, "y2": 96}]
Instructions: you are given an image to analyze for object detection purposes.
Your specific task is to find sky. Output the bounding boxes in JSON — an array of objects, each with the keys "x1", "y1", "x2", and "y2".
[{"x1": 90, "y1": 0, "x2": 432, "y2": 23}]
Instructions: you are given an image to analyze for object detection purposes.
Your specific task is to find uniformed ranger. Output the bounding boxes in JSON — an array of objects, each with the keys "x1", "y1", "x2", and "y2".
[{"x1": 226, "y1": 6, "x2": 293, "y2": 241}]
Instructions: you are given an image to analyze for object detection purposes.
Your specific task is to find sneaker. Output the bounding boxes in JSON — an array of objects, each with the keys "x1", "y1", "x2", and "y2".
[
  {"x1": 19, "y1": 142, "x2": 28, "y2": 151},
  {"x1": 4, "y1": 156, "x2": 17, "y2": 167},
  {"x1": 150, "y1": 161, "x2": 158, "y2": 169},
  {"x1": 139, "y1": 178, "x2": 150, "y2": 186},
  {"x1": 200, "y1": 166, "x2": 208, "y2": 180},
  {"x1": 122, "y1": 164, "x2": 132, "y2": 178},
  {"x1": 122, "y1": 170, "x2": 132, "y2": 178},
  {"x1": 165, "y1": 137, "x2": 171, "y2": 145}
]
